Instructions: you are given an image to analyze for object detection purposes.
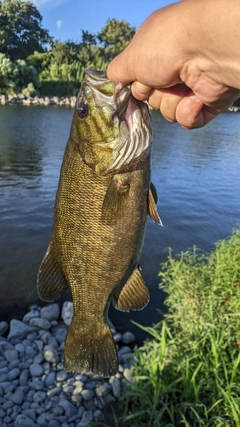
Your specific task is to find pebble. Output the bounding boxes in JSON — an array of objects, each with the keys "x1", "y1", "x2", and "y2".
[
  {"x1": 123, "y1": 368, "x2": 135, "y2": 383},
  {"x1": 122, "y1": 331, "x2": 136, "y2": 344},
  {"x1": 11, "y1": 389, "x2": 24, "y2": 405},
  {"x1": 45, "y1": 371, "x2": 56, "y2": 387},
  {"x1": 7, "y1": 319, "x2": 35, "y2": 340},
  {"x1": 0, "y1": 301, "x2": 137, "y2": 427},
  {"x1": 109, "y1": 377, "x2": 122, "y2": 398},
  {"x1": 61, "y1": 301, "x2": 73, "y2": 326},
  {"x1": 41, "y1": 304, "x2": 60, "y2": 321},
  {"x1": 8, "y1": 368, "x2": 20, "y2": 380},
  {"x1": 22, "y1": 310, "x2": 40, "y2": 322},
  {"x1": 19, "y1": 369, "x2": 28, "y2": 386},
  {"x1": 113, "y1": 332, "x2": 122, "y2": 343},
  {"x1": 15, "y1": 343, "x2": 25, "y2": 353},
  {"x1": 54, "y1": 328, "x2": 67, "y2": 344},
  {"x1": 43, "y1": 345, "x2": 59, "y2": 364},
  {"x1": 30, "y1": 318, "x2": 51, "y2": 330},
  {"x1": 4, "y1": 350, "x2": 18, "y2": 363},
  {"x1": 0, "y1": 321, "x2": 8, "y2": 336},
  {"x1": 30, "y1": 363, "x2": 43, "y2": 377},
  {"x1": 81, "y1": 389, "x2": 95, "y2": 401}
]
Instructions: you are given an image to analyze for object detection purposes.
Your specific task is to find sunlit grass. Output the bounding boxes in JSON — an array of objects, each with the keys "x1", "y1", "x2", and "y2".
[{"x1": 120, "y1": 229, "x2": 240, "y2": 427}]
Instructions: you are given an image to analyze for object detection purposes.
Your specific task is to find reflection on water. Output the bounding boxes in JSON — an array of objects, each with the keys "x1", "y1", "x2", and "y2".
[{"x1": 1, "y1": 105, "x2": 240, "y2": 342}]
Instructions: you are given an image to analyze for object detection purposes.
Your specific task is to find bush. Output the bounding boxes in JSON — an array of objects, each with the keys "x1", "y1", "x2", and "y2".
[
  {"x1": 22, "y1": 82, "x2": 39, "y2": 97},
  {"x1": 0, "y1": 53, "x2": 15, "y2": 93},
  {"x1": 38, "y1": 80, "x2": 80, "y2": 97},
  {"x1": 121, "y1": 229, "x2": 240, "y2": 427},
  {"x1": 0, "y1": 54, "x2": 40, "y2": 94}
]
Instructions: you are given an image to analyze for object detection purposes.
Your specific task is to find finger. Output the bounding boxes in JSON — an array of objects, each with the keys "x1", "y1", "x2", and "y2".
[
  {"x1": 131, "y1": 81, "x2": 152, "y2": 100},
  {"x1": 147, "y1": 84, "x2": 191, "y2": 122},
  {"x1": 176, "y1": 95, "x2": 218, "y2": 129},
  {"x1": 147, "y1": 86, "x2": 219, "y2": 129}
]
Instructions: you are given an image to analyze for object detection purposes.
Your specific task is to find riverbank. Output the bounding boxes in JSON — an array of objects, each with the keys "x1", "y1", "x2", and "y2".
[
  {"x1": 1, "y1": 93, "x2": 240, "y2": 112},
  {"x1": 0, "y1": 301, "x2": 135, "y2": 427},
  {"x1": 0, "y1": 94, "x2": 77, "y2": 107}
]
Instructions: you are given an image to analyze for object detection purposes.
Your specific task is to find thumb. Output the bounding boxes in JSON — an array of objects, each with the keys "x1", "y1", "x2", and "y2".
[{"x1": 107, "y1": 50, "x2": 134, "y2": 82}]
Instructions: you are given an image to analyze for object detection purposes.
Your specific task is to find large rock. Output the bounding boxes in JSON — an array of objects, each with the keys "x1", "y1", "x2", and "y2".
[{"x1": 40, "y1": 304, "x2": 60, "y2": 321}]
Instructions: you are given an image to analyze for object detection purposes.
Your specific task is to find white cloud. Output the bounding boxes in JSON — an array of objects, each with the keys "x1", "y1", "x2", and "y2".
[{"x1": 57, "y1": 20, "x2": 62, "y2": 30}]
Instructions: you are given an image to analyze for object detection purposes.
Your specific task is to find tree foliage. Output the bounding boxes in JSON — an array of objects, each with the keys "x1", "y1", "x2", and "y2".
[
  {"x1": 0, "y1": 53, "x2": 40, "y2": 94},
  {"x1": 0, "y1": 0, "x2": 51, "y2": 61},
  {"x1": 0, "y1": 8, "x2": 136, "y2": 96},
  {"x1": 97, "y1": 18, "x2": 135, "y2": 60}
]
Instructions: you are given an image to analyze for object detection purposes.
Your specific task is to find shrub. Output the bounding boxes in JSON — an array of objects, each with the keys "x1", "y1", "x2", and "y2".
[
  {"x1": 121, "y1": 229, "x2": 240, "y2": 427},
  {"x1": 22, "y1": 82, "x2": 38, "y2": 97}
]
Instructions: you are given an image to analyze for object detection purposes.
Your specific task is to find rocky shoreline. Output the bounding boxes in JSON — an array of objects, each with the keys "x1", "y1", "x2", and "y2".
[
  {"x1": 0, "y1": 94, "x2": 77, "y2": 107},
  {"x1": 1, "y1": 94, "x2": 240, "y2": 112},
  {"x1": 0, "y1": 302, "x2": 136, "y2": 427}
]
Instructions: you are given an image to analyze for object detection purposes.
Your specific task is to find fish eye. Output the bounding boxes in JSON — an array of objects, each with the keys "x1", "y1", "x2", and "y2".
[{"x1": 77, "y1": 103, "x2": 88, "y2": 118}]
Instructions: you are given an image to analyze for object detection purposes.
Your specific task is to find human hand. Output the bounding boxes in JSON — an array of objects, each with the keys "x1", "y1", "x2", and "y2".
[{"x1": 107, "y1": 0, "x2": 240, "y2": 129}]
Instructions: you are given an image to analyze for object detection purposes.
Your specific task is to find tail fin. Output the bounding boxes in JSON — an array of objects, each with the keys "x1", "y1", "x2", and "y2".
[{"x1": 63, "y1": 320, "x2": 118, "y2": 378}]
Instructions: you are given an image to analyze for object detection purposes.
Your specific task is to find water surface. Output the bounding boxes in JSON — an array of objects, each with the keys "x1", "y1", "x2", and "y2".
[{"x1": 1, "y1": 105, "x2": 240, "y2": 341}]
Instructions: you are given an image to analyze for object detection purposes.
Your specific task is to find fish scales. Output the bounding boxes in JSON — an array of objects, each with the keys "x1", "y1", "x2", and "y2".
[{"x1": 37, "y1": 68, "x2": 161, "y2": 377}]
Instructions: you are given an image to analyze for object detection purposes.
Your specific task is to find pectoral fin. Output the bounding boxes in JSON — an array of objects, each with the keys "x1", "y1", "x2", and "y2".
[
  {"x1": 101, "y1": 177, "x2": 130, "y2": 225},
  {"x1": 37, "y1": 240, "x2": 69, "y2": 302},
  {"x1": 148, "y1": 182, "x2": 163, "y2": 225},
  {"x1": 113, "y1": 267, "x2": 150, "y2": 312}
]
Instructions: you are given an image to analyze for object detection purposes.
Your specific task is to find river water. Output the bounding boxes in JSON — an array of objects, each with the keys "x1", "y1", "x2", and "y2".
[{"x1": 1, "y1": 104, "x2": 240, "y2": 342}]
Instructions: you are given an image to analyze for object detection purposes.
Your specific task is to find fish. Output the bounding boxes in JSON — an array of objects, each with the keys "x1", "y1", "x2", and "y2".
[{"x1": 37, "y1": 68, "x2": 161, "y2": 378}]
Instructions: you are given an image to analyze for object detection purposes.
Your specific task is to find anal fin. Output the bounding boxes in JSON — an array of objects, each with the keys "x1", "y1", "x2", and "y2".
[
  {"x1": 37, "y1": 240, "x2": 69, "y2": 302},
  {"x1": 113, "y1": 267, "x2": 150, "y2": 312}
]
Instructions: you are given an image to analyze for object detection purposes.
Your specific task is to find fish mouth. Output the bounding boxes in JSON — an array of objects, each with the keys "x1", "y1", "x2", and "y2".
[
  {"x1": 82, "y1": 68, "x2": 152, "y2": 174},
  {"x1": 84, "y1": 67, "x2": 150, "y2": 127}
]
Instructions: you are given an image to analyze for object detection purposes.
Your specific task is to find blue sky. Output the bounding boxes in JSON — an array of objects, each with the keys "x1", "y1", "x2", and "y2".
[{"x1": 32, "y1": 0, "x2": 177, "y2": 42}]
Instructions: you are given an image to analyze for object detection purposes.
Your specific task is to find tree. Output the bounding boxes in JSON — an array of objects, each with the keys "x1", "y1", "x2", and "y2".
[
  {"x1": 81, "y1": 30, "x2": 96, "y2": 46},
  {"x1": 0, "y1": 0, "x2": 51, "y2": 61},
  {"x1": 49, "y1": 40, "x2": 80, "y2": 66},
  {"x1": 0, "y1": 53, "x2": 15, "y2": 92},
  {"x1": 13, "y1": 59, "x2": 40, "y2": 91},
  {"x1": 97, "y1": 19, "x2": 135, "y2": 61},
  {"x1": 0, "y1": 53, "x2": 40, "y2": 94},
  {"x1": 27, "y1": 51, "x2": 51, "y2": 74}
]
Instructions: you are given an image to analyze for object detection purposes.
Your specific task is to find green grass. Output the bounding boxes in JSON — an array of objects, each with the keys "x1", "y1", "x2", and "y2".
[{"x1": 120, "y1": 229, "x2": 240, "y2": 427}]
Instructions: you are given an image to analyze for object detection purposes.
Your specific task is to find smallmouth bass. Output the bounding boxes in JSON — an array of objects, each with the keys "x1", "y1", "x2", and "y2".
[{"x1": 37, "y1": 68, "x2": 161, "y2": 378}]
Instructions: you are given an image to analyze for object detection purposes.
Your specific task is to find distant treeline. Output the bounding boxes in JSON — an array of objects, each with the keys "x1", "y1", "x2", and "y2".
[{"x1": 0, "y1": 0, "x2": 135, "y2": 97}]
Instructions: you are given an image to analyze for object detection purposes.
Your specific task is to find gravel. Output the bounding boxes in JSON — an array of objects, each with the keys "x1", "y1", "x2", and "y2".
[{"x1": 0, "y1": 301, "x2": 136, "y2": 426}]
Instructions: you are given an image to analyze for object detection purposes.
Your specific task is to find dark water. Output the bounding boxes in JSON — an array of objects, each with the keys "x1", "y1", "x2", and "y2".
[{"x1": 1, "y1": 104, "x2": 240, "y2": 342}]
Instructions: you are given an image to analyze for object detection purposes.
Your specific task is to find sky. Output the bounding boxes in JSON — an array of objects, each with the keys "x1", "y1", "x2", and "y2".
[{"x1": 31, "y1": 0, "x2": 178, "y2": 43}]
